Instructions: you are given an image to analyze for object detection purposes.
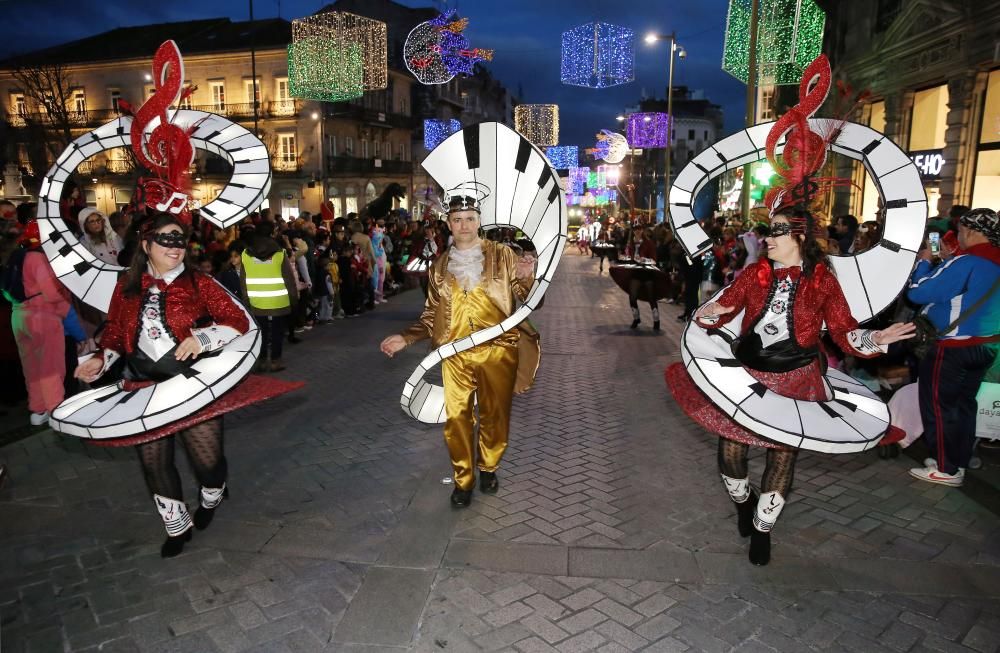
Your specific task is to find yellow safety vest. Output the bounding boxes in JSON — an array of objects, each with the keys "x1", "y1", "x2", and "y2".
[{"x1": 242, "y1": 250, "x2": 290, "y2": 310}]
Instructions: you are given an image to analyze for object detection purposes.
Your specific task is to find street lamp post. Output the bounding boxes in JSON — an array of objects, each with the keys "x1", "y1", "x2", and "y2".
[{"x1": 645, "y1": 33, "x2": 684, "y2": 223}]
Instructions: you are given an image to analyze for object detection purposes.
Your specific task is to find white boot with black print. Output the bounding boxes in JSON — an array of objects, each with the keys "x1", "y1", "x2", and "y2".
[
  {"x1": 749, "y1": 491, "x2": 785, "y2": 566},
  {"x1": 154, "y1": 494, "x2": 193, "y2": 558},
  {"x1": 721, "y1": 474, "x2": 758, "y2": 537},
  {"x1": 194, "y1": 484, "x2": 227, "y2": 530}
]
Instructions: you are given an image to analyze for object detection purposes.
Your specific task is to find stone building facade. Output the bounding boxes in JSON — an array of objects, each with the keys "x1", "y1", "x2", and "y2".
[{"x1": 819, "y1": 0, "x2": 1000, "y2": 218}]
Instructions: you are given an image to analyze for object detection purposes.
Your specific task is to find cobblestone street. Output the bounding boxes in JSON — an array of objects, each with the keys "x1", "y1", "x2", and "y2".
[{"x1": 2, "y1": 251, "x2": 1000, "y2": 652}]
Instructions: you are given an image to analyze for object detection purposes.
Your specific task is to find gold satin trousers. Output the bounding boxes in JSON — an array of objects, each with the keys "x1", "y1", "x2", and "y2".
[{"x1": 442, "y1": 343, "x2": 519, "y2": 491}]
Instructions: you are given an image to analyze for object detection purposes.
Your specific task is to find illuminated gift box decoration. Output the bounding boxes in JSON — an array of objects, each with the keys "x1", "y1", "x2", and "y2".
[
  {"x1": 288, "y1": 12, "x2": 387, "y2": 101},
  {"x1": 515, "y1": 104, "x2": 559, "y2": 147},
  {"x1": 627, "y1": 112, "x2": 671, "y2": 148},
  {"x1": 545, "y1": 146, "x2": 579, "y2": 169},
  {"x1": 560, "y1": 22, "x2": 635, "y2": 89},
  {"x1": 723, "y1": 0, "x2": 826, "y2": 85},
  {"x1": 424, "y1": 119, "x2": 462, "y2": 150}
]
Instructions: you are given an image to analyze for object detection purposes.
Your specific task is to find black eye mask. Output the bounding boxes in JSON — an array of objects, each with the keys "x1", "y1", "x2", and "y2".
[
  {"x1": 152, "y1": 232, "x2": 187, "y2": 249},
  {"x1": 768, "y1": 223, "x2": 793, "y2": 238}
]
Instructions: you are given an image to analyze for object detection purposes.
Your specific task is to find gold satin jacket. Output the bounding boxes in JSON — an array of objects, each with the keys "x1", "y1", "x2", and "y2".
[{"x1": 401, "y1": 239, "x2": 541, "y2": 393}]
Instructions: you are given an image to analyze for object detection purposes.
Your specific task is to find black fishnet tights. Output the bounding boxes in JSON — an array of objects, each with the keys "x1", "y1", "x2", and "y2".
[
  {"x1": 136, "y1": 418, "x2": 227, "y2": 500},
  {"x1": 717, "y1": 439, "x2": 798, "y2": 496}
]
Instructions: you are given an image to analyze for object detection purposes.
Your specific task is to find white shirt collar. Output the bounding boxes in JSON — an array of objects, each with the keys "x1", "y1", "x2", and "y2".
[{"x1": 148, "y1": 262, "x2": 186, "y2": 285}]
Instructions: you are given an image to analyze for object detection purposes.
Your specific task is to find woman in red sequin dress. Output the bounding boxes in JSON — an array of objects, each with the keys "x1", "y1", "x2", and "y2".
[
  {"x1": 666, "y1": 211, "x2": 915, "y2": 565},
  {"x1": 74, "y1": 214, "x2": 253, "y2": 557}
]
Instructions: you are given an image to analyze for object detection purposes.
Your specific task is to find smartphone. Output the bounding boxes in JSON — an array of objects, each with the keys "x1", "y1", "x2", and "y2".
[{"x1": 928, "y1": 232, "x2": 941, "y2": 255}]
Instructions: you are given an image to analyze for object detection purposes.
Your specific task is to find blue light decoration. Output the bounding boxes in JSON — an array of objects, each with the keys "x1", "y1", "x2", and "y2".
[
  {"x1": 567, "y1": 166, "x2": 588, "y2": 194},
  {"x1": 561, "y1": 22, "x2": 636, "y2": 89},
  {"x1": 405, "y1": 11, "x2": 494, "y2": 85},
  {"x1": 626, "y1": 112, "x2": 670, "y2": 148},
  {"x1": 424, "y1": 119, "x2": 461, "y2": 150},
  {"x1": 545, "y1": 146, "x2": 578, "y2": 169}
]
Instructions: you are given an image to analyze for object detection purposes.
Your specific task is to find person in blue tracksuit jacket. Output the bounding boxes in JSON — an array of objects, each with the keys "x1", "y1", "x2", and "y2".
[{"x1": 906, "y1": 208, "x2": 1000, "y2": 487}]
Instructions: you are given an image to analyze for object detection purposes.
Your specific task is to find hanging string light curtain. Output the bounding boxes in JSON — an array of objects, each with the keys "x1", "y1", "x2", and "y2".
[
  {"x1": 545, "y1": 146, "x2": 578, "y2": 169},
  {"x1": 405, "y1": 11, "x2": 494, "y2": 85},
  {"x1": 424, "y1": 119, "x2": 462, "y2": 150},
  {"x1": 515, "y1": 104, "x2": 559, "y2": 147},
  {"x1": 722, "y1": 0, "x2": 826, "y2": 85},
  {"x1": 560, "y1": 22, "x2": 636, "y2": 89},
  {"x1": 288, "y1": 12, "x2": 388, "y2": 102},
  {"x1": 626, "y1": 113, "x2": 671, "y2": 148}
]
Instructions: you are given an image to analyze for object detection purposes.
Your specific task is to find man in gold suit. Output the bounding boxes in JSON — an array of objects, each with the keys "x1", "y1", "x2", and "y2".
[{"x1": 380, "y1": 193, "x2": 539, "y2": 507}]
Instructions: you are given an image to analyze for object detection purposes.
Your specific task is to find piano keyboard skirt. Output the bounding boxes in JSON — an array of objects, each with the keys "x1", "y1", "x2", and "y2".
[{"x1": 666, "y1": 315, "x2": 896, "y2": 454}]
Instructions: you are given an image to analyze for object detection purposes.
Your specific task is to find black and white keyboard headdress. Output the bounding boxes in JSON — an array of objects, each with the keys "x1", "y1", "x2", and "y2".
[
  {"x1": 401, "y1": 121, "x2": 568, "y2": 423},
  {"x1": 39, "y1": 40, "x2": 269, "y2": 441},
  {"x1": 667, "y1": 60, "x2": 926, "y2": 453}
]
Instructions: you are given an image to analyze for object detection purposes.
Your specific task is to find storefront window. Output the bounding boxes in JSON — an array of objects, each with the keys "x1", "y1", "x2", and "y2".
[
  {"x1": 910, "y1": 85, "x2": 948, "y2": 151},
  {"x1": 861, "y1": 100, "x2": 887, "y2": 222},
  {"x1": 909, "y1": 85, "x2": 949, "y2": 213},
  {"x1": 971, "y1": 69, "x2": 1000, "y2": 209}
]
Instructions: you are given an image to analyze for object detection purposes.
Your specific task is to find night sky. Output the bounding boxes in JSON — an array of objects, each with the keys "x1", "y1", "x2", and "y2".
[{"x1": 3, "y1": 0, "x2": 749, "y2": 146}]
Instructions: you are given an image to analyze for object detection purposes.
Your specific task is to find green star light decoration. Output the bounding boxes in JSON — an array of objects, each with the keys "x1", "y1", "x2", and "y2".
[{"x1": 722, "y1": 0, "x2": 826, "y2": 85}]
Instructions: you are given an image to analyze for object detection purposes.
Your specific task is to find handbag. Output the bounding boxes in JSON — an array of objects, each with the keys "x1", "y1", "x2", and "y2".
[{"x1": 909, "y1": 275, "x2": 1000, "y2": 359}]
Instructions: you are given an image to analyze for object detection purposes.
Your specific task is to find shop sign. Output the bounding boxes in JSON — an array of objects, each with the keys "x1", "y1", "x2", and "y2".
[{"x1": 909, "y1": 149, "x2": 945, "y2": 180}]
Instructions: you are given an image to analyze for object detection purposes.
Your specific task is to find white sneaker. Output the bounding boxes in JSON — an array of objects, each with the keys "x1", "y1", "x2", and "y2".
[
  {"x1": 30, "y1": 411, "x2": 49, "y2": 426},
  {"x1": 909, "y1": 466, "x2": 964, "y2": 487}
]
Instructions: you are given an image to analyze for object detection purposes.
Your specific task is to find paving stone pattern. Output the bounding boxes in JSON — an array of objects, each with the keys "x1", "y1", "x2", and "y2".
[{"x1": 2, "y1": 251, "x2": 1000, "y2": 652}]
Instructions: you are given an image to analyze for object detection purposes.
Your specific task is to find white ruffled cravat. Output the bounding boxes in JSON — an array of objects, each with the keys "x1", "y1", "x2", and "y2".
[{"x1": 448, "y1": 244, "x2": 485, "y2": 292}]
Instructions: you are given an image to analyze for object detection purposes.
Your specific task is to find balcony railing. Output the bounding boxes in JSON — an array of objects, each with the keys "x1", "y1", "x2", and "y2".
[
  {"x1": 106, "y1": 159, "x2": 134, "y2": 174},
  {"x1": 325, "y1": 155, "x2": 413, "y2": 175},
  {"x1": 8, "y1": 108, "x2": 123, "y2": 128},
  {"x1": 326, "y1": 103, "x2": 415, "y2": 129},
  {"x1": 267, "y1": 99, "x2": 303, "y2": 118},
  {"x1": 6, "y1": 99, "x2": 307, "y2": 129},
  {"x1": 272, "y1": 157, "x2": 303, "y2": 173}
]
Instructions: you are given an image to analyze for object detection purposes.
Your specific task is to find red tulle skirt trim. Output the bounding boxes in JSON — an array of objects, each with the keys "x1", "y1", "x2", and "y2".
[
  {"x1": 666, "y1": 359, "x2": 828, "y2": 450},
  {"x1": 665, "y1": 360, "x2": 901, "y2": 449},
  {"x1": 90, "y1": 374, "x2": 305, "y2": 447}
]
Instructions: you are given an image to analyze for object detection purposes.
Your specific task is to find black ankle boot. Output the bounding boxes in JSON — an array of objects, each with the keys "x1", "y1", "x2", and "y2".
[
  {"x1": 630, "y1": 318, "x2": 640, "y2": 329},
  {"x1": 749, "y1": 528, "x2": 770, "y2": 566},
  {"x1": 653, "y1": 320, "x2": 660, "y2": 331},
  {"x1": 736, "y1": 489, "x2": 759, "y2": 537},
  {"x1": 450, "y1": 487, "x2": 473, "y2": 508},
  {"x1": 161, "y1": 529, "x2": 192, "y2": 558},
  {"x1": 479, "y1": 471, "x2": 499, "y2": 494},
  {"x1": 194, "y1": 487, "x2": 229, "y2": 530}
]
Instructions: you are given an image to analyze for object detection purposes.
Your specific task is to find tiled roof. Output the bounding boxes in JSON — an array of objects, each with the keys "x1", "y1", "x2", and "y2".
[{"x1": 0, "y1": 18, "x2": 291, "y2": 68}]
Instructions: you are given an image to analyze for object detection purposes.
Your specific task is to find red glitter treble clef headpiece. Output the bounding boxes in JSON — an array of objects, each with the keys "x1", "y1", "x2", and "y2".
[
  {"x1": 763, "y1": 54, "x2": 863, "y2": 236},
  {"x1": 128, "y1": 40, "x2": 199, "y2": 228}
]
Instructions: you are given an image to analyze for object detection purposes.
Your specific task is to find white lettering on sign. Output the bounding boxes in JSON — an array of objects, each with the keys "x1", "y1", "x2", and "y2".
[{"x1": 910, "y1": 151, "x2": 945, "y2": 177}]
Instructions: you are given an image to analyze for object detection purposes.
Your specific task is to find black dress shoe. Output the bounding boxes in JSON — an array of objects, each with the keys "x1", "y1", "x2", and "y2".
[
  {"x1": 161, "y1": 529, "x2": 192, "y2": 558},
  {"x1": 630, "y1": 319, "x2": 641, "y2": 329},
  {"x1": 676, "y1": 314, "x2": 689, "y2": 323},
  {"x1": 653, "y1": 321, "x2": 660, "y2": 331},
  {"x1": 736, "y1": 489, "x2": 759, "y2": 538},
  {"x1": 749, "y1": 529, "x2": 770, "y2": 566},
  {"x1": 194, "y1": 487, "x2": 229, "y2": 530},
  {"x1": 479, "y1": 471, "x2": 499, "y2": 494},
  {"x1": 450, "y1": 487, "x2": 473, "y2": 508},
  {"x1": 288, "y1": 335, "x2": 303, "y2": 344}
]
